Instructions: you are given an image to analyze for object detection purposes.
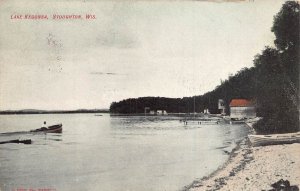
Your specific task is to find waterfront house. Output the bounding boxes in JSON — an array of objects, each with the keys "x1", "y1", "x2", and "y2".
[{"x1": 229, "y1": 99, "x2": 256, "y2": 120}]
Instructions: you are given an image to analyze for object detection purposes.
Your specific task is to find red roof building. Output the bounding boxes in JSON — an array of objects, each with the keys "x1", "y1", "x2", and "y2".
[
  {"x1": 229, "y1": 99, "x2": 254, "y2": 107},
  {"x1": 229, "y1": 99, "x2": 256, "y2": 119}
]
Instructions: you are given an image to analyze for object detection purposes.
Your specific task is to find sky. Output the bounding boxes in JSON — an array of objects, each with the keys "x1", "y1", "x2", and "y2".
[{"x1": 0, "y1": 0, "x2": 287, "y2": 110}]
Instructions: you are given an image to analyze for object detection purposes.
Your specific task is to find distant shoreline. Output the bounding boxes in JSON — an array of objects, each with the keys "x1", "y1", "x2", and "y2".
[{"x1": 0, "y1": 109, "x2": 109, "y2": 115}]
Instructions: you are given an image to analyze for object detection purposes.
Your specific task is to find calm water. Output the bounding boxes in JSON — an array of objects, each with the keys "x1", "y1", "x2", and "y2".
[{"x1": 0, "y1": 114, "x2": 249, "y2": 191}]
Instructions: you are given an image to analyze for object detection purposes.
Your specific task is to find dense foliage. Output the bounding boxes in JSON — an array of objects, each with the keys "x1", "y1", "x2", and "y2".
[
  {"x1": 253, "y1": 1, "x2": 299, "y2": 133},
  {"x1": 110, "y1": 1, "x2": 299, "y2": 134}
]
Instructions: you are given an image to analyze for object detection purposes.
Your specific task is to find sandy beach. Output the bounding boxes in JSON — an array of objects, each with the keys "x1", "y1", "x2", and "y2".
[{"x1": 188, "y1": 139, "x2": 300, "y2": 191}]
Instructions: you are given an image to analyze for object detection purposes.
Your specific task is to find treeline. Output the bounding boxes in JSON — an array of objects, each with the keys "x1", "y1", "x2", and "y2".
[
  {"x1": 110, "y1": 1, "x2": 299, "y2": 134},
  {"x1": 253, "y1": 1, "x2": 299, "y2": 134},
  {"x1": 110, "y1": 66, "x2": 256, "y2": 115}
]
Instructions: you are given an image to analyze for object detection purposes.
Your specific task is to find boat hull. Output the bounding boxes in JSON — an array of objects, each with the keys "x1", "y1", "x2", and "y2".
[
  {"x1": 30, "y1": 124, "x2": 62, "y2": 133},
  {"x1": 248, "y1": 132, "x2": 300, "y2": 146},
  {"x1": 0, "y1": 139, "x2": 32, "y2": 144}
]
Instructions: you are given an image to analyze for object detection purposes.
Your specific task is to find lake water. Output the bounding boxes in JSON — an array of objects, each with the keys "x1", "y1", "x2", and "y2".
[{"x1": 0, "y1": 114, "x2": 249, "y2": 191}]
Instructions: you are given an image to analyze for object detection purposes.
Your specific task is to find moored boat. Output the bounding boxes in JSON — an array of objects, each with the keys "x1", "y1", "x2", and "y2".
[
  {"x1": 30, "y1": 124, "x2": 62, "y2": 133},
  {"x1": 248, "y1": 132, "x2": 300, "y2": 146}
]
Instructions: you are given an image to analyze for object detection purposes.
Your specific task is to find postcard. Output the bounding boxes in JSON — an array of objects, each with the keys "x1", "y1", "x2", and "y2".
[{"x1": 0, "y1": 1, "x2": 299, "y2": 191}]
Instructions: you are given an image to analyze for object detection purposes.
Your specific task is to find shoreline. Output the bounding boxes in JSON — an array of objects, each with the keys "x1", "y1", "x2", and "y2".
[
  {"x1": 182, "y1": 137, "x2": 251, "y2": 191},
  {"x1": 183, "y1": 121, "x2": 255, "y2": 191},
  {"x1": 186, "y1": 135, "x2": 300, "y2": 191}
]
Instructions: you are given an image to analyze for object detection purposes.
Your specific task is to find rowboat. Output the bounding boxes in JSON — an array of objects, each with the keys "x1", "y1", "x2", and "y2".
[
  {"x1": 248, "y1": 132, "x2": 300, "y2": 146},
  {"x1": 0, "y1": 139, "x2": 32, "y2": 144},
  {"x1": 30, "y1": 124, "x2": 62, "y2": 133}
]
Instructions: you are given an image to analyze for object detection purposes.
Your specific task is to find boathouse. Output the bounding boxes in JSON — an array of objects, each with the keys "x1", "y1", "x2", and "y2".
[{"x1": 229, "y1": 99, "x2": 256, "y2": 119}]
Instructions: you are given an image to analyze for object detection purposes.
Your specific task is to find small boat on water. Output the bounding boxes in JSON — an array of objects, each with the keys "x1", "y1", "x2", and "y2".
[
  {"x1": 30, "y1": 124, "x2": 62, "y2": 133},
  {"x1": 248, "y1": 132, "x2": 300, "y2": 146},
  {"x1": 0, "y1": 139, "x2": 32, "y2": 145}
]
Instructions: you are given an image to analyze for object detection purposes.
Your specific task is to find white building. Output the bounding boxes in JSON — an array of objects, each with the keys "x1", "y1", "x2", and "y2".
[
  {"x1": 218, "y1": 99, "x2": 225, "y2": 115},
  {"x1": 230, "y1": 99, "x2": 256, "y2": 119},
  {"x1": 157, "y1": 110, "x2": 168, "y2": 115},
  {"x1": 204, "y1": 109, "x2": 210, "y2": 114}
]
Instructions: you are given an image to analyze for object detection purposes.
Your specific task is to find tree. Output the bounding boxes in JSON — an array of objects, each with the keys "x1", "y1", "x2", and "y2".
[
  {"x1": 272, "y1": 1, "x2": 299, "y2": 94},
  {"x1": 272, "y1": 1, "x2": 299, "y2": 52},
  {"x1": 253, "y1": 1, "x2": 299, "y2": 134}
]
